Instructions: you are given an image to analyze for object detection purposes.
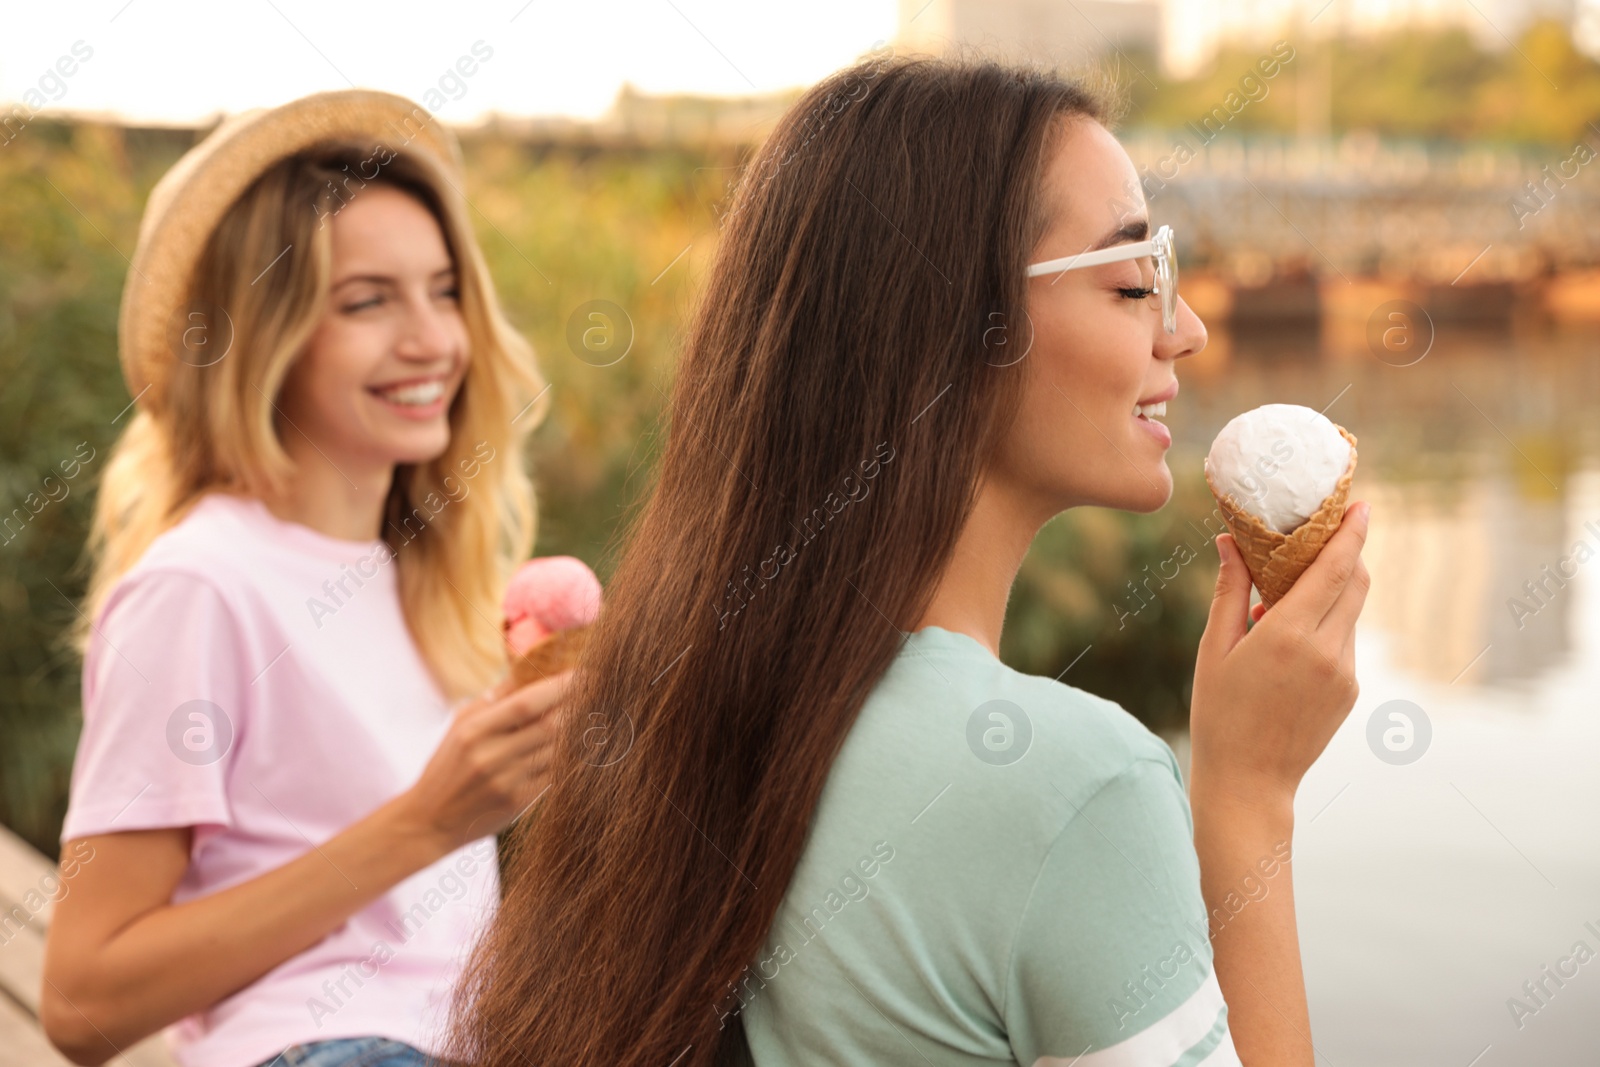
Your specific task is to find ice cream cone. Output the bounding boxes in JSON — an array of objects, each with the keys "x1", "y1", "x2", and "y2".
[
  {"x1": 502, "y1": 555, "x2": 602, "y2": 686},
  {"x1": 507, "y1": 623, "x2": 592, "y2": 686},
  {"x1": 1204, "y1": 424, "x2": 1358, "y2": 608}
]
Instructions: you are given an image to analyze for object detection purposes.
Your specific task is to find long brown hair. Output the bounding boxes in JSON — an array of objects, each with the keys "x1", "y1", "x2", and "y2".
[{"x1": 449, "y1": 55, "x2": 1114, "y2": 1065}]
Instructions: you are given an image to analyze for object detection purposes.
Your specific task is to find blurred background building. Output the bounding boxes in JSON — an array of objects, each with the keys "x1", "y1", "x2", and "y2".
[
  {"x1": 898, "y1": 0, "x2": 1600, "y2": 75},
  {"x1": 897, "y1": 0, "x2": 1162, "y2": 69}
]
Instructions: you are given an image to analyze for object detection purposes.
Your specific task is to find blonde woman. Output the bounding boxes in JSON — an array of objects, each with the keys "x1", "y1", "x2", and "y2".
[{"x1": 40, "y1": 91, "x2": 568, "y2": 1067}]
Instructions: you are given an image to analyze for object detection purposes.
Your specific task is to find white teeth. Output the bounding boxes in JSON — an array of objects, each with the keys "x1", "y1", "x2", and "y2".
[
  {"x1": 375, "y1": 380, "x2": 446, "y2": 406},
  {"x1": 1134, "y1": 401, "x2": 1167, "y2": 420}
]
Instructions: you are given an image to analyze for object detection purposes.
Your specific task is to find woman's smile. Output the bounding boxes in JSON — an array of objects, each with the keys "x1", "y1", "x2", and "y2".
[
  {"x1": 1132, "y1": 380, "x2": 1178, "y2": 448},
  {"x1": 366, "y1": 370, "x2": 460, "y2": 421},
  {"x1": 1133, "y1": 404, "x2": 1173, "y2": 448}
]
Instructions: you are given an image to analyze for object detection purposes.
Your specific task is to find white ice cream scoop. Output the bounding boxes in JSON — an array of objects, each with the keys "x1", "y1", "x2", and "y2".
[{"x1": 1204, "y1": 404, "x2": 1353, "y2": 535}]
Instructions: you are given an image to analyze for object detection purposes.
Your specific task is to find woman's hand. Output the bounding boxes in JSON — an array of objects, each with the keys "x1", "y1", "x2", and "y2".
[
  {"x1": 1186, "y1": 500, "x2": 1371, "y2": 1067},
  {"x1": 395, "y1": 669, "x2": 574, "y2": 853},
  {"x1": 1189, "y1": 500, "x2": 1372, "y2": 812}
]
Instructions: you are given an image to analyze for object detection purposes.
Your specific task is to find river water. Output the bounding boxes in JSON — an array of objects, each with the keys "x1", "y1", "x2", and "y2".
[{"x1": 1168, "y1": 320, "x2": 1600, "y2": 1065}]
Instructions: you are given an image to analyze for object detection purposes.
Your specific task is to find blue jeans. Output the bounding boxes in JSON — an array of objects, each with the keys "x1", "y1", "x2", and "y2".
[{"x1": 258, "y1": 1037, "x2": 443, "y2": 1067}]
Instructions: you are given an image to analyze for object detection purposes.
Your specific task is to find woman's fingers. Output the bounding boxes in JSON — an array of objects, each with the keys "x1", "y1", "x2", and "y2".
[
  {"x1": 486, "y1": 673, "x2": 519, "y2": 704},
  {"x1": 475, "y1": 712, "x2": 560, "y2": 788},
  {"x1": 1340, "y1": 636, "x2": 1358, "y2": 692},
  {"x1": 1199, "y1": 533, "x2": 1255, "y2": 658},
  {"x1": 501, "y1": 706, "x2": 563, "y2": 760},
  {"x1": 1322, "y1": 556, "x2": 1371, "y2": 653},
  {"x1": 1245, "y1": 506, "x2": 1370, "y2": 633},
  {"x1": 1277, "y1": 501, "x2": 1371, "y2": 629},
  {"x1": 477, "y1": 670, "x2": 573, "y2": 734}
]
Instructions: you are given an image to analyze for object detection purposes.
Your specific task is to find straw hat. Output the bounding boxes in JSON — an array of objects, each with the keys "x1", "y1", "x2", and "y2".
[{"x1": 118, "y1": 89, "x2": 465, "y2": 412}]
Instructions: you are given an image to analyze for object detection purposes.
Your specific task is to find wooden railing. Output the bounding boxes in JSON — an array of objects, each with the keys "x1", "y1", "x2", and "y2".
[{"x1": 0, "y1": 824, "x2": 176, "y2": 1067}]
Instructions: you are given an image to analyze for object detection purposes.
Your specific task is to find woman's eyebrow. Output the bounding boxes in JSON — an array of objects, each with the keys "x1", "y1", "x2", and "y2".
[
  {"x1": 1093, "y1": 218, "x2": 1149, "y2": 250},
  {"x1": 332, "y1": 273, "x2": 396, "y2": 290},
  {"x1": 331, "y1": 267, "x2": 455, "y2": 289}
]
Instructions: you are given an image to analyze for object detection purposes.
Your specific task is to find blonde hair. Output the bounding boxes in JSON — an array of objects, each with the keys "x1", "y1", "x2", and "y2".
[{"x1": 75, "y1": 141, "x2": 549, "y2": 701}]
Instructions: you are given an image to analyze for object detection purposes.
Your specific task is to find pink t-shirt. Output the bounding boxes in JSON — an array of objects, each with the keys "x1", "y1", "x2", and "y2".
[{"x1": 62, "y1": 491, "x2": 500, "y2": 1067}]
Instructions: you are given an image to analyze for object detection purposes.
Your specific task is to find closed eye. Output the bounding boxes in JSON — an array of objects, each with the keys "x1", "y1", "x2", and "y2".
[{"x1": 1118, "y1": 286, "x2": 1155, "y2": 300}]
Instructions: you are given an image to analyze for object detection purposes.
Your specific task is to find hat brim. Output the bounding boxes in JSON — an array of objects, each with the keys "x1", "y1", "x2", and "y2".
[{"x1": 118, "y1": 89, "x2": 465, "y2": 409}]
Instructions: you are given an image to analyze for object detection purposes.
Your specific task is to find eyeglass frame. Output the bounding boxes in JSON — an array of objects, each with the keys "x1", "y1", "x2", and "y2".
[{"x1": 1024, "y1": 223, "x2": 1178, "y2": 334}]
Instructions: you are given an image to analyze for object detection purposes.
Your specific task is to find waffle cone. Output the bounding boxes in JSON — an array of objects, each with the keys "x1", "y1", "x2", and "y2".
[
  {"x1": 506, "y1": 624, "x2": 592, "y2": 687},
  {"x1": 1203, "y1": 425, "x2": 1358, "y2": 608}
]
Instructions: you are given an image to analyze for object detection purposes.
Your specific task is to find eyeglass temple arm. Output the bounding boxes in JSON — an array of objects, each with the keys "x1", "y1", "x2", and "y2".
[{"x1": 1025, "y1": 238, "x2": 1157, "y2": 278}]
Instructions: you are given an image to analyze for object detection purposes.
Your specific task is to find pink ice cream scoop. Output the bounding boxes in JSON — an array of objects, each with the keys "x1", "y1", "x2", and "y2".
[{"x1": 503, "y1": 556, "x2": 603, "y2": 656}]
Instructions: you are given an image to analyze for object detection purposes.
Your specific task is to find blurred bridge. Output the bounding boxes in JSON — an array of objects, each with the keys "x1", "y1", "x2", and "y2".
[
  {"x1": 1120, "y1": 131, "x2": 1600, "y2": 328},
  {"x1": 489, "y1": 105, "x2": 1600, "y2": 328}
]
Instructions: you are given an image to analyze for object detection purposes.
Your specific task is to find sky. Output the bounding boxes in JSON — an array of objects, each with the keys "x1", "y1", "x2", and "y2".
[{"x1": 2, "y1": 0, "x2": 901, "y2": 125}]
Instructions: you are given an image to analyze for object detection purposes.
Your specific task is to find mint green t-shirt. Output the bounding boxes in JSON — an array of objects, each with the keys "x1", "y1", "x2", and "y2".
[{"x1": 735, "y1": 625, "x2": 1241, "y2": 1066}]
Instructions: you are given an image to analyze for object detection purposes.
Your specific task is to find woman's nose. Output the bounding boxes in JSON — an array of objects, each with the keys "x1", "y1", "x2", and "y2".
[
  {"x1": 398, "y1": 295, "x2": 461, "y2": 361},
  {"x1": 1157, "y1": 294, "x2": 1207, "y2": 362}
]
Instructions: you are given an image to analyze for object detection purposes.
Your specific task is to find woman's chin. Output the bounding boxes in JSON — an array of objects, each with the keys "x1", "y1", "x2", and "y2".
[
  {"x1": 1122, "y1": 465, "x2": 1174, "y2": 513},
  {"x1": 381, "y1": 426, "x2": 454, "y2": 466}
]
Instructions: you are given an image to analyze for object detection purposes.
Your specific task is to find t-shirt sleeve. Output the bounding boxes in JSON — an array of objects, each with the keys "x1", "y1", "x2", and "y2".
[
  {"x1": 61, "y1": 569, "x2": 249, "y2": 843},
  {"x1": 1003, "y1": 756, "x2": 1243, "y2": 1066}
]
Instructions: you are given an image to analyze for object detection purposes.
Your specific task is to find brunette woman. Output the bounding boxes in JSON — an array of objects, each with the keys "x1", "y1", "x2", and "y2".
[{"x1": 452, "y1": 56, "x2": 1370, "y2": 1067}]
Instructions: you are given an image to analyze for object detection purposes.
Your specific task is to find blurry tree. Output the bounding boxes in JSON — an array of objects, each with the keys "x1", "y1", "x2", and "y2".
[
  {"x1": 0, "y1": 121, "x2": 140, "y2": 860},
  {"x1": 1125, "y1": 19, "x2": 1600, "y2": 146}
]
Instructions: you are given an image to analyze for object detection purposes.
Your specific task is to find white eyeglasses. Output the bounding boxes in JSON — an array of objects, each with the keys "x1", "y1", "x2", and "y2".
[{"x1": 1025, "y1": 223, "x2": 1178, "y2": 334}]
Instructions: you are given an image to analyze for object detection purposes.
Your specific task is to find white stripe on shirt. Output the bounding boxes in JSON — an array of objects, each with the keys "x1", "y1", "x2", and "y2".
[
  {"x1": 1032, "y1": 969, "x2": 1239, "y2": 1067},
  {"x1": 1195, "y1": 1026, "x2": 1242, "y2": 1066}
]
